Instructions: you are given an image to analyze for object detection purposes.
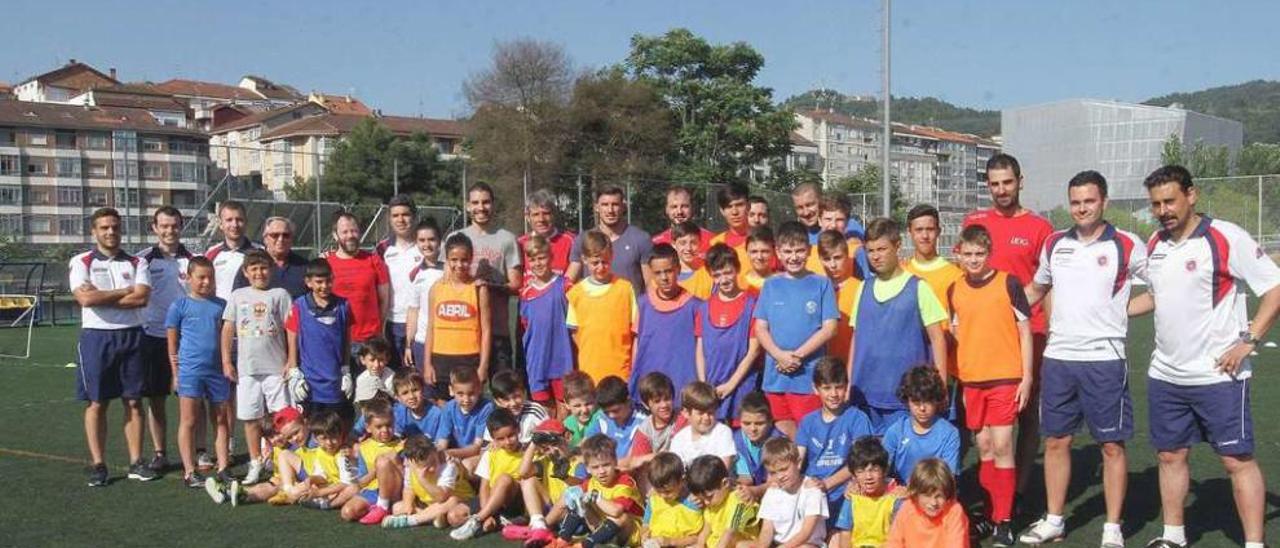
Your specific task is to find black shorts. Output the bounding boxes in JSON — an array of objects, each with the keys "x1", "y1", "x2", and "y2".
[
  {"x1": 140, "y1": 335, "x2": 172, "y2": 398},
  {"x1": 430, "y1": 353, "x2": 479, "y2": 400}
]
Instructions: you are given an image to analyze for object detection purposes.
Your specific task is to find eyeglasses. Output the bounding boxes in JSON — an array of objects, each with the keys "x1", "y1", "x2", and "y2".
[{"x1": 265, "y1": 232, "x2": 293, "y2": 240}]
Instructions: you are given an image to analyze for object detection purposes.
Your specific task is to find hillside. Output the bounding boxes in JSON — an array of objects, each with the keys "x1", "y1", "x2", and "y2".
[
  {"x1": 1143, "y1": 80, "x2": 1280, "y2": 144},
  {"x1": 780, "y1": 89, "x2": 1000, "y2": 137}
]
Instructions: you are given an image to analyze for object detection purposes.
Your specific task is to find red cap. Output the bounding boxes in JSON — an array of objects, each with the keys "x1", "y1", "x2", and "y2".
[
  {"x1": 533, "y1": 418, "x2": 566, "y2": 435},
  {"x1": 273, "y1": 407, "x2": 302, "y2": 432}
]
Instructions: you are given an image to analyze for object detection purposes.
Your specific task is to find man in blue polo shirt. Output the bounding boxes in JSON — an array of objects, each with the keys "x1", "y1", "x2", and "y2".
[
  {"x1": 72, "y1": 207, "x2": 156, "y2": 487},
  {"x1": 236, "y1": 217, "x2": 308, "y2": 298}
]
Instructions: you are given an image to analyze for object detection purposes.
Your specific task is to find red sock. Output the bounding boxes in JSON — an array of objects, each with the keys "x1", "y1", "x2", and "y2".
[
  {"x1": 978, "y1": 460, "x2": 995, "y2": 520},
  {"x1": 991, "y1": 466, "x2": 1017, "y2": 522}
]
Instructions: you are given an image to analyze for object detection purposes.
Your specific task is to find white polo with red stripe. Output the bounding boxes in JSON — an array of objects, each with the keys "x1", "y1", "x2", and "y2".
[
  {"x1": 69, "y1": 249, "x2": 151, "y2": 329},
  {"x1": 204, "y1": 237, "x2": 260, "y2": 301},
  {"x1": 1147, "y1": 216, "x2": 1280, "y2": 385},
  {"x1": 377, "y1": 237, "x2": 425, "y2": 324},
  {"x1": 1033, "y1": 222, "x2": 1147, "y2": 362}
]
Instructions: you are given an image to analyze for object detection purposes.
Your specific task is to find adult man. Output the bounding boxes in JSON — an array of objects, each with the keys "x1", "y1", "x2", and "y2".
[
  {"x1": 747, "y1": 195, "x2": 771, "y2": 228},
  {"x1": 1134, "y1": 165, "x2": 1279, "y2": 548},
  {"x1": 376, "y1": 194, "x2": 423, "y2": 369},
  {"x1": 254, "y1": 217, "x2": 309, "y2": 298},
  {"x1": 1017, "y1": 171, "x2": 1145, "y2": 548},
  {"x1": 135, "y1": 206, "x2": 194, "y2": 474},
  {"x1": 790, "y1": 181, "x2": 865, "y2": 244},
  {"x1": 962, "y1": 153, "x2": 1054, "y2": 500},
  {"x1": 651, "y1": 185, "x2": 714, "y2": 252},
  {"x1": 325, "y1": 211, "x2": 390, "y2": 364},
  {"x1": 518, "y1": 189, "x2": 575, "y2": 278},
  {"x1": 567, "y1": 184, "x2": 654, "y2": 293},
  {"x1": 449, "y1": 182, "x2": 521, "y2": 373},
  {"x1": 204, "y1": 200, "x2": 259, "y2": 300},
  {"x1": 71, "y1": 207, "x2": 155, "y2": 486}
]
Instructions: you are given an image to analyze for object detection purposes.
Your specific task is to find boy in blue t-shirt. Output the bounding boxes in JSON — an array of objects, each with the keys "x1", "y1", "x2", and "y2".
[
  {"x1": 734, "y1": 391, "x2": 785, "y2": 501},
  {"x1": 165, "y1": 256, "x2": 231, "y2": 487},
  {"x1": 391, "y1": 370, "x2": 441, "y2": 438},
  {"x1": 796, "y1": 357, "x2": 873, "y2": 521},
  {"x1": 434, "y1": 367, "x2": 495, "y2": 473},
  {"x1": 752, "y1": 221, "x2": 839, "y2": 437},
  {"x1": 881, "y1": 365, "x2": 961, "y2": 483},
  {"x1": 284, "y1": 259, "x2": 354, "y2": 422},
  {"x1": 583, "y1": 375, "x2": 649, "y2": 461},
  {"x1": 518, "y1": 234, "x2": 574, "y2": 412}
]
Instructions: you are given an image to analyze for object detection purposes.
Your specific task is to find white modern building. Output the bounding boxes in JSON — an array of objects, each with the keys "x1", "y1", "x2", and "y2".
[{"x1": 1002, "y1": 99, "x2": 1244, "y2": 211}]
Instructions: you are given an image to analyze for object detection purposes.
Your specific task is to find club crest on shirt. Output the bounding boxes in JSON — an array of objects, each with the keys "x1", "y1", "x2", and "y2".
[
  {"x1": 1097, "y1": 255, "x2": 1108, "y2": 267},
  {"x1": 1185, "y1": 259, "x2": 1197, "y2": 272},
  {"x1": 805, "y1": 300, "x2": 817, "y2": 314},
  {"x1": 121, "y1": 271, "x2": 131, "y2": 281}
]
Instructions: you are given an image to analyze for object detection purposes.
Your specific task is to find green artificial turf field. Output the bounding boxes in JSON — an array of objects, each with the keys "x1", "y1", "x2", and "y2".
[{"x1": 0, "y1": 316, "x2": 1275, "y2": 547}]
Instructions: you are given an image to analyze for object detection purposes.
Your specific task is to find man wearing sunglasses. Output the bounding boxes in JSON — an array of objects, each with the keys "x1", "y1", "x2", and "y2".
[{"x1": 234, "y1": 216, "x2": 309, "y2": 298}]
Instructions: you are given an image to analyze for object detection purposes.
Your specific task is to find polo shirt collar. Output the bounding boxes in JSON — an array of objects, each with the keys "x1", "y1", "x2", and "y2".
[
  {"x1": 1065, "y1": 221, "x2": 1117, "y2": 242},
  {"x1": 90, "y1": 248, "x2": 132, "y2": 261},
  {"x1": 1157, "y1": 215, "x2": 1213, "y2": 242},
  {"x1": 144, "y1": 243, "x2": 193, "y2": 261},
  {"x1": 215, "y1": 236, "x2": 255, "y2": 253}
]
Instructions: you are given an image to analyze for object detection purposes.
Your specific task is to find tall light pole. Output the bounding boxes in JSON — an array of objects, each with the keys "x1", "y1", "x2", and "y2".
[{"x1": 881, "y1": 0, "x2": 892, "y2": 217}]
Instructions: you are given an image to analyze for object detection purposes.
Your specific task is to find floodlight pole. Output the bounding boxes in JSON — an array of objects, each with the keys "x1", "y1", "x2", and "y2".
[{"x1": 881, "y1": 0, "x2": 892, "y2": 218}]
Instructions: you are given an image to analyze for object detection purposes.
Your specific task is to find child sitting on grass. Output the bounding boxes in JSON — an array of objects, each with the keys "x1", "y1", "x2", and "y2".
[
  {"x1": 381, "y1": 434, "x2": 474, "y2": 529},
  {"x1": 884, "y1": 458, "x2": 969, "y2": 548}
]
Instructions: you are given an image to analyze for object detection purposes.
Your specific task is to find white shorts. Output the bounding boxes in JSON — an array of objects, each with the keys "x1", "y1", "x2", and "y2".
[{"x1": 236, "y1": 373, "x2": 288, "y2": 421}]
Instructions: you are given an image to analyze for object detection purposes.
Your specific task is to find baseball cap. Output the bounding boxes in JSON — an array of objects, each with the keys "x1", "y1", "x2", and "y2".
[
  {"x1": 533, "y1": 418, "x2": 566, "y2": 436},
  {"x1": 273, "y1": 407, "x2": 303, "y2": 431}
]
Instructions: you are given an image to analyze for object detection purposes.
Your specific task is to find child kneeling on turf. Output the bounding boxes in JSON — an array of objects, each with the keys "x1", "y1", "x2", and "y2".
[
  {"x1": 689, "y1": 454, "x2": 760, "y2": 548},
  {"x1": 640, "y1": 452, "x2": 705, "y2": 548},
  {"x1": 291, "y1": 410, "x2": 359, "y2": 509},
  {"x1": 503, "y1": 419, "x2": 584, "y2": 546},
  {"x1": 342, "y1": 398, "x2": 406, "y2": 524},
  {"x1": 732, "y1": 392, "x2": 785, "y2": 502},
  {"x1": 166, "y1": 256, "x2": 231, "y2": 487},
  {"x1": 556, "y1": 434, "x2": 644, "y2": 548},
  {"x1": 830, "y1": 436, "x2": 903, "y2": 548},
  {"x1": 451, "y1": 409, "x2": 527, "y2": 540},
  {"x1": 206, "y1": 407, "x2": 314, "y2": 506},
  {"x1": 748, "y1": 437, "x2": 828, "y2": 548},
  {"x1": 884, "y1": 458, "x2": 968, "y2": 548},
  {"x1": 382, "y1": 434, "x2": 475, "y2": 529}
]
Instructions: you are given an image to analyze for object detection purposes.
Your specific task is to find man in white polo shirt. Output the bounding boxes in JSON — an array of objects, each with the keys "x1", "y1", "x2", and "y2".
[
  {"x1": 205, "y1": 200, "x2": 259, "y2": 300},
  {"x1": 71, "y1": 207, "x2": 155, "y2": 487},
  {"x1": 376, "y1": 194, "x2": 423, "y2": 370},
  {"x1": 1136, "y1": 165, "x2": 1280, "y2": 548},
  {"x1": 1018, "y1": 171, "x2": 1145, "y2": 547}
]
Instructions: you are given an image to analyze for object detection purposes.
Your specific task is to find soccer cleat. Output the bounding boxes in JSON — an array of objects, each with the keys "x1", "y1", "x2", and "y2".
[
  {"x1": 204, "y1": 477, "x2": 227, "y2": 504},
  {"x1": 1101, "y1": 528, "x2": 1125, "y2": 548},
  {"x1": 298, "y1": 497, "x2": 332, "y2": 510},
  {"x1": 450, "y1": 516, "x2": 483, "y2": 540},
  {"x1": 382, "y1": 515, "x2": 413, "y2": 529},
  {"x1": 229, "y1": 480, "x2": 242, "y2": 507},
  {"x1": 184, "y1": 472, "x2": 207, "y2": 489},
  {"x1": 196, "y1": 450, "x2": 213, "y2": 469},
  {"x1": 991, "y1": 520, "x2": 1015, "y2": 547},
  {"x1": 147, "y1": 452, "x2": 168, "y2": 473},
  {"x1": 128, "y1": 459, "x2": 159, "y2": 481},
  {"x1": 1144, "y1": 539, "x2": 1186, "y2": 548},
  {"x1": 87, "y1": 463, "x2": 109, "y2": 487},
  {"x1": 1019, "y1": 518, "x2": 1066, "y2": 544},
  {"x1": 969, "y1": 518, "x2": 995, "y2": 540},
  {"x1": 524, "y1": 529, "x2": 556, "y2": 548},
  {"x1": 359, "y1": 505, "x2": 390, "y2": 525},
  {"x1": 242, "y1": 460, "x2": 264, "y2": 485},
  {"x1": 503, "y1": 524, "x2": 534, "y2": 541}
]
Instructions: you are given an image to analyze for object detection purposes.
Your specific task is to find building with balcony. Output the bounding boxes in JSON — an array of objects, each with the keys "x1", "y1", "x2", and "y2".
[
  {"x1": 1002, "y1": 98, "x2": 1244, "y2": 211},
  {"x1": 0, "y1": 99, "x2": 211, "y2": 246}
]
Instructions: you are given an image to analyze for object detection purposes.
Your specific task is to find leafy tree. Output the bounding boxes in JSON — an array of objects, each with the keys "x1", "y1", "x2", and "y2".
[
  {"x1": 1237, "y1": 142, "x2": 1280, "y2": 176},
  {"x1": 625, "y1": 28, "x2": 797, "y2": 186},
  {"x1": 833, "y1": 163, "x2": 905, "y2": 221},
  {"x1": 1160, "y1": 134, "x2": 1230, "y2": 178},
  {"x1": 284, "y1": 118, "x2": 461, "y2": 207}
]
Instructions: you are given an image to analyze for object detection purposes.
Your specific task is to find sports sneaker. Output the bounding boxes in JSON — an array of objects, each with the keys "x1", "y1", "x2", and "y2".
[
  {"x1": 242, "y1": 460, "x2": 264, "y2": 485},
  {"x1": 450, "y1": 516, "x2": 483, "y2": 540},
  {"x1": 970, "y1": 518, "x2": 995, "y2": 540},
  {"x1": 147, "y1": 452, "x2": 168, "y2": 473},
  {"x1": 229, "y1": 480, "x2": 242, "y2": 507},
  {"x1": 1019, "y1": 518, "x2": 1066, "y2": 544},
  {"x1": 214, "y1": 469, "x2": 236, "y2": 485},
  {"x1": 204, "y1": 477, "x2": 228, "y2": 504},
  {"x1": 1101, "y1": 528, "x2": 1125, "y2": 548},
  {"x1": 503, "y1": 524, "x2": 534, "y2": 541},
  {"x1": 298, "y1": 497, "x2": 332, "y2": 510},
  {"x1": 359, "y1": 505, "x2": 390, "y2": 525},
  {"x1": 382, "y1": 515, "x2": 413, "y2": 529},
  {"x1": 991, "y1": 520, "x2": 1015, "y2": 547},
  {"x1": 128, "y1": 459, "x2": 159, "y2": 481},
  {"x1": 1144, "y1": 539, "x2": 1187, "y2": 548},
  {"x1": 524, "y1": 529, "x2": 555, "y2": 548},
  {"x1": 196, "y1": 450, "x2": 213, "y2": 469},
  {"x1": 184, "y1": 472, "x2": 207, "y2": 489},
  {"x1": 87, "y1": 463, "x2": 109, "y2": 487}
]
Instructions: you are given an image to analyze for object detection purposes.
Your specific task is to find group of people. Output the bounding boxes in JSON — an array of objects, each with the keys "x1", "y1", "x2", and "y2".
[{"x1": 70, "y1": 153, "x2": 1278, "y2": 548}]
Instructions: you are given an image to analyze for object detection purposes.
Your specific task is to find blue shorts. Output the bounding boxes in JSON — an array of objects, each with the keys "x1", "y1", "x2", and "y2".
[
  {"x1": 1040, "y1": 357, "x2": 1133, "y2": 442},
  {"x1": 361, "y1": 488, "x2": 379, "y2": 505},
  {"x1": 140, "y1": 335, "x2": 172, "y2": 397},
  {"x1": 1148, "y1": 377, "x2": 1253, "y2": 455},
  {"x1": 177, "y1": 371, "x2": 231, "y2": 403},
  {"x1": 860, "y1": 405, "x2": 907, "y2": 436},
  {"x1": 76, "y1": 327, "x2": 144, "y2": 402}
]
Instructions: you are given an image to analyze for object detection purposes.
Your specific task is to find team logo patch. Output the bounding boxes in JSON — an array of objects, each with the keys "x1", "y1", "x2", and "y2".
[
  {"x1": 805, "y1": 300, "x2": 817, "y2": 314},
  {"x1": 1185, "y1": 259, "x2": 1197, "y2": 271},
  {"x1": 1097, "y1": 255, "x2": 1108, "y2": 267},
  {"x1": 436, "y1": 300, "x2": 477, "y2": 320},
  {"x1": 121, "y1": 271, "x2": 131, "y2": 281}
]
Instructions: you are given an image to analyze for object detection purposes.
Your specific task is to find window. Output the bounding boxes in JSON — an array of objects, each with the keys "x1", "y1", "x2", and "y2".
[
  {"x1": 28, "y1": 132, "x2": 48, "y2": 146},
  {"x1": 113, "y1": 188, "x2": 139, "y2": 207},
  {"x1": 0, "y1": 187, "x2": 19, "y2": 205},
  {"x1": 169, "y1": 162, "x2": 205, "y2": 183},
  {"x1": 88, "y1": 162, "x2": 108, "y2": 176},
  {"x1": 86, "y1": 133, "x2": 109, "y2": 149},
  {"x1": 26, "y1": 217, "x2": 51, "y2": 234},
  {"x1": 112, "y1": 161, "x2": 139, "y2": 179},
  {"x1": 57, "y1": 187, "x2": 82, "y2": 206},
  {"x1": 169, "y1": 139, "x2": 196, "y2": 155},
  {"x1": 55, "y1": 131, "x2": 76, "y2": 148},
  {"x1": 87, "y1": 189, "x2": 109, "y2": 206},
  {"x1": 171, "y1": 190, "x2": 196, "y2": 207},
  {"x1": 56, "y1": 158, "x2": 81, "y2": 177},
  {"x1": 0, "y1": 214, "x2": 22, "y2": 235},
  {"x1": 58, "y1": 216, "x2": 82, "y2": 236},
  {"x1": 142, "y1": 139, "x2": 164, "y2": 152},
  {"x1": 143, "y1": 164, "x2": 163, "y2": 179},
  {"x1": 146, "y1": 191, "x2": 165, "y2": 206},
  {"x1": 0, "y1": 128, "x2": 14, "y2": 146},
  {"x1": 112, "y1": 130, "x2": 137, "y2": 153},
  {"x1": 27, "y1": 162, "x2": 48, "y2": 175},
  {"x1": 0, "y1": 155, "x2": 18, "y2": 175},
  {"x1": 27, "y1": 188, "x2": 50, "y2": 204}
]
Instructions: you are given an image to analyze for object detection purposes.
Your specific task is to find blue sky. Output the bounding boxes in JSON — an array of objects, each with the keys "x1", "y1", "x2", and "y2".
[{"x1": 3, "y1": 0, "x2": 1277, "y2": 119}]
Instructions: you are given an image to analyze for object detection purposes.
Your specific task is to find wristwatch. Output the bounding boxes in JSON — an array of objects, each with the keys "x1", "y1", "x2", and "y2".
[{"x1": 1239, "y1": 331, "x2": 1261, "y2": 346}]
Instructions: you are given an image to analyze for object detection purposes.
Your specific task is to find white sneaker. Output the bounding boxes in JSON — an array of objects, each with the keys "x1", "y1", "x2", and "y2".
[
  {"x1": 196, "y1": 451, "x2": 213, "y2": 469},
  {"x1": 1019, "y1": 518, "x2": 1065, "y2": 545},
  {"x1": 1101, "y1": 528, "x2": 1125, "y2": 548},
  {"x1": 242, "y1": 460, "x2": 264, "y2": 485},
  {"x1": 204, "y1": 477, "x2": 227, "y2": 504},
  {"x1": 449, "y1": 516, "x2": 482, "y2": 540}
]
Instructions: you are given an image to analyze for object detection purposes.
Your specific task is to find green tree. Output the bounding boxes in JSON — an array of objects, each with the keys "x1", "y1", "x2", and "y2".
[
  {"x1": 833, "y1": 163, "x2": 905, "y2": 221},
  {"x1": 1160, "y1": 134, "x2": 1231, "y2": 178},
  {"x1": 624, "y1": 28, "x2": 797, "y2": 186},
  {"x1": 1161, "y1": 134, "x2": 1184, "y2": 166},
  {"x1": 1237, "y1": 142, "x2": 1280, "y2": 175},
  {"x1": 284, "y1": 118, "x2": 461, "y2": 206}
]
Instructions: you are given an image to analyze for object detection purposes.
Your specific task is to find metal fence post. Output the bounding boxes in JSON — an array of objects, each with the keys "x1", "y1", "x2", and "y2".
[
  {"x1": 626, "y1": 179, "x2": 633, "y2": 224},
  {"x1": 576, "y1": 173, "x2": 584, "y2": 233}
]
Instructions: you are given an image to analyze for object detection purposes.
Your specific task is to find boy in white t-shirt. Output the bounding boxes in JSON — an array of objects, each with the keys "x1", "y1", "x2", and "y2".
[
  {"x1": 353, "y1": 338, "x2": 395, "y2": 403},
  {"x1": 749, "y1": 437, "x2": 828, "y2": 548},
  {"x1": 668, "y1": 382, "x2": 736, "y2": 470}
]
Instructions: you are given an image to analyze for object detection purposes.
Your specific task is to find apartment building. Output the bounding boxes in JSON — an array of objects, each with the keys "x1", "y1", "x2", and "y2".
[
  {"x1": 12, "y1": 60, "x2": 119, "y2": 104},
  {"x1": 0, "y1": 99, "x2": 211, "y2": 246}
]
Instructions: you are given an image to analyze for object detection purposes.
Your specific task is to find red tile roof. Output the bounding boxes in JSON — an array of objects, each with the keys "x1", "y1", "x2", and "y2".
[
  {"x1": 153, "y1": 79, "x2": 264, "y2": 101},
  {"x1": 20, "y1": 61, "x2": 119, "y2": 89},
  {"x1": 210, "y1": 102, "x2": 322, "y2": 133},
  {"x1": 0, "y1": 99, "x2": 204, "y2": 136},
  {"x1": 310, "y1": 93, "x2": 372, "y2": 115},
  {"x1": 789, "y1": 131, "x2": 817, "y2": 147},
  {"x1": 242, "y1": 76, "x2": 302, "y2": 101}
]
